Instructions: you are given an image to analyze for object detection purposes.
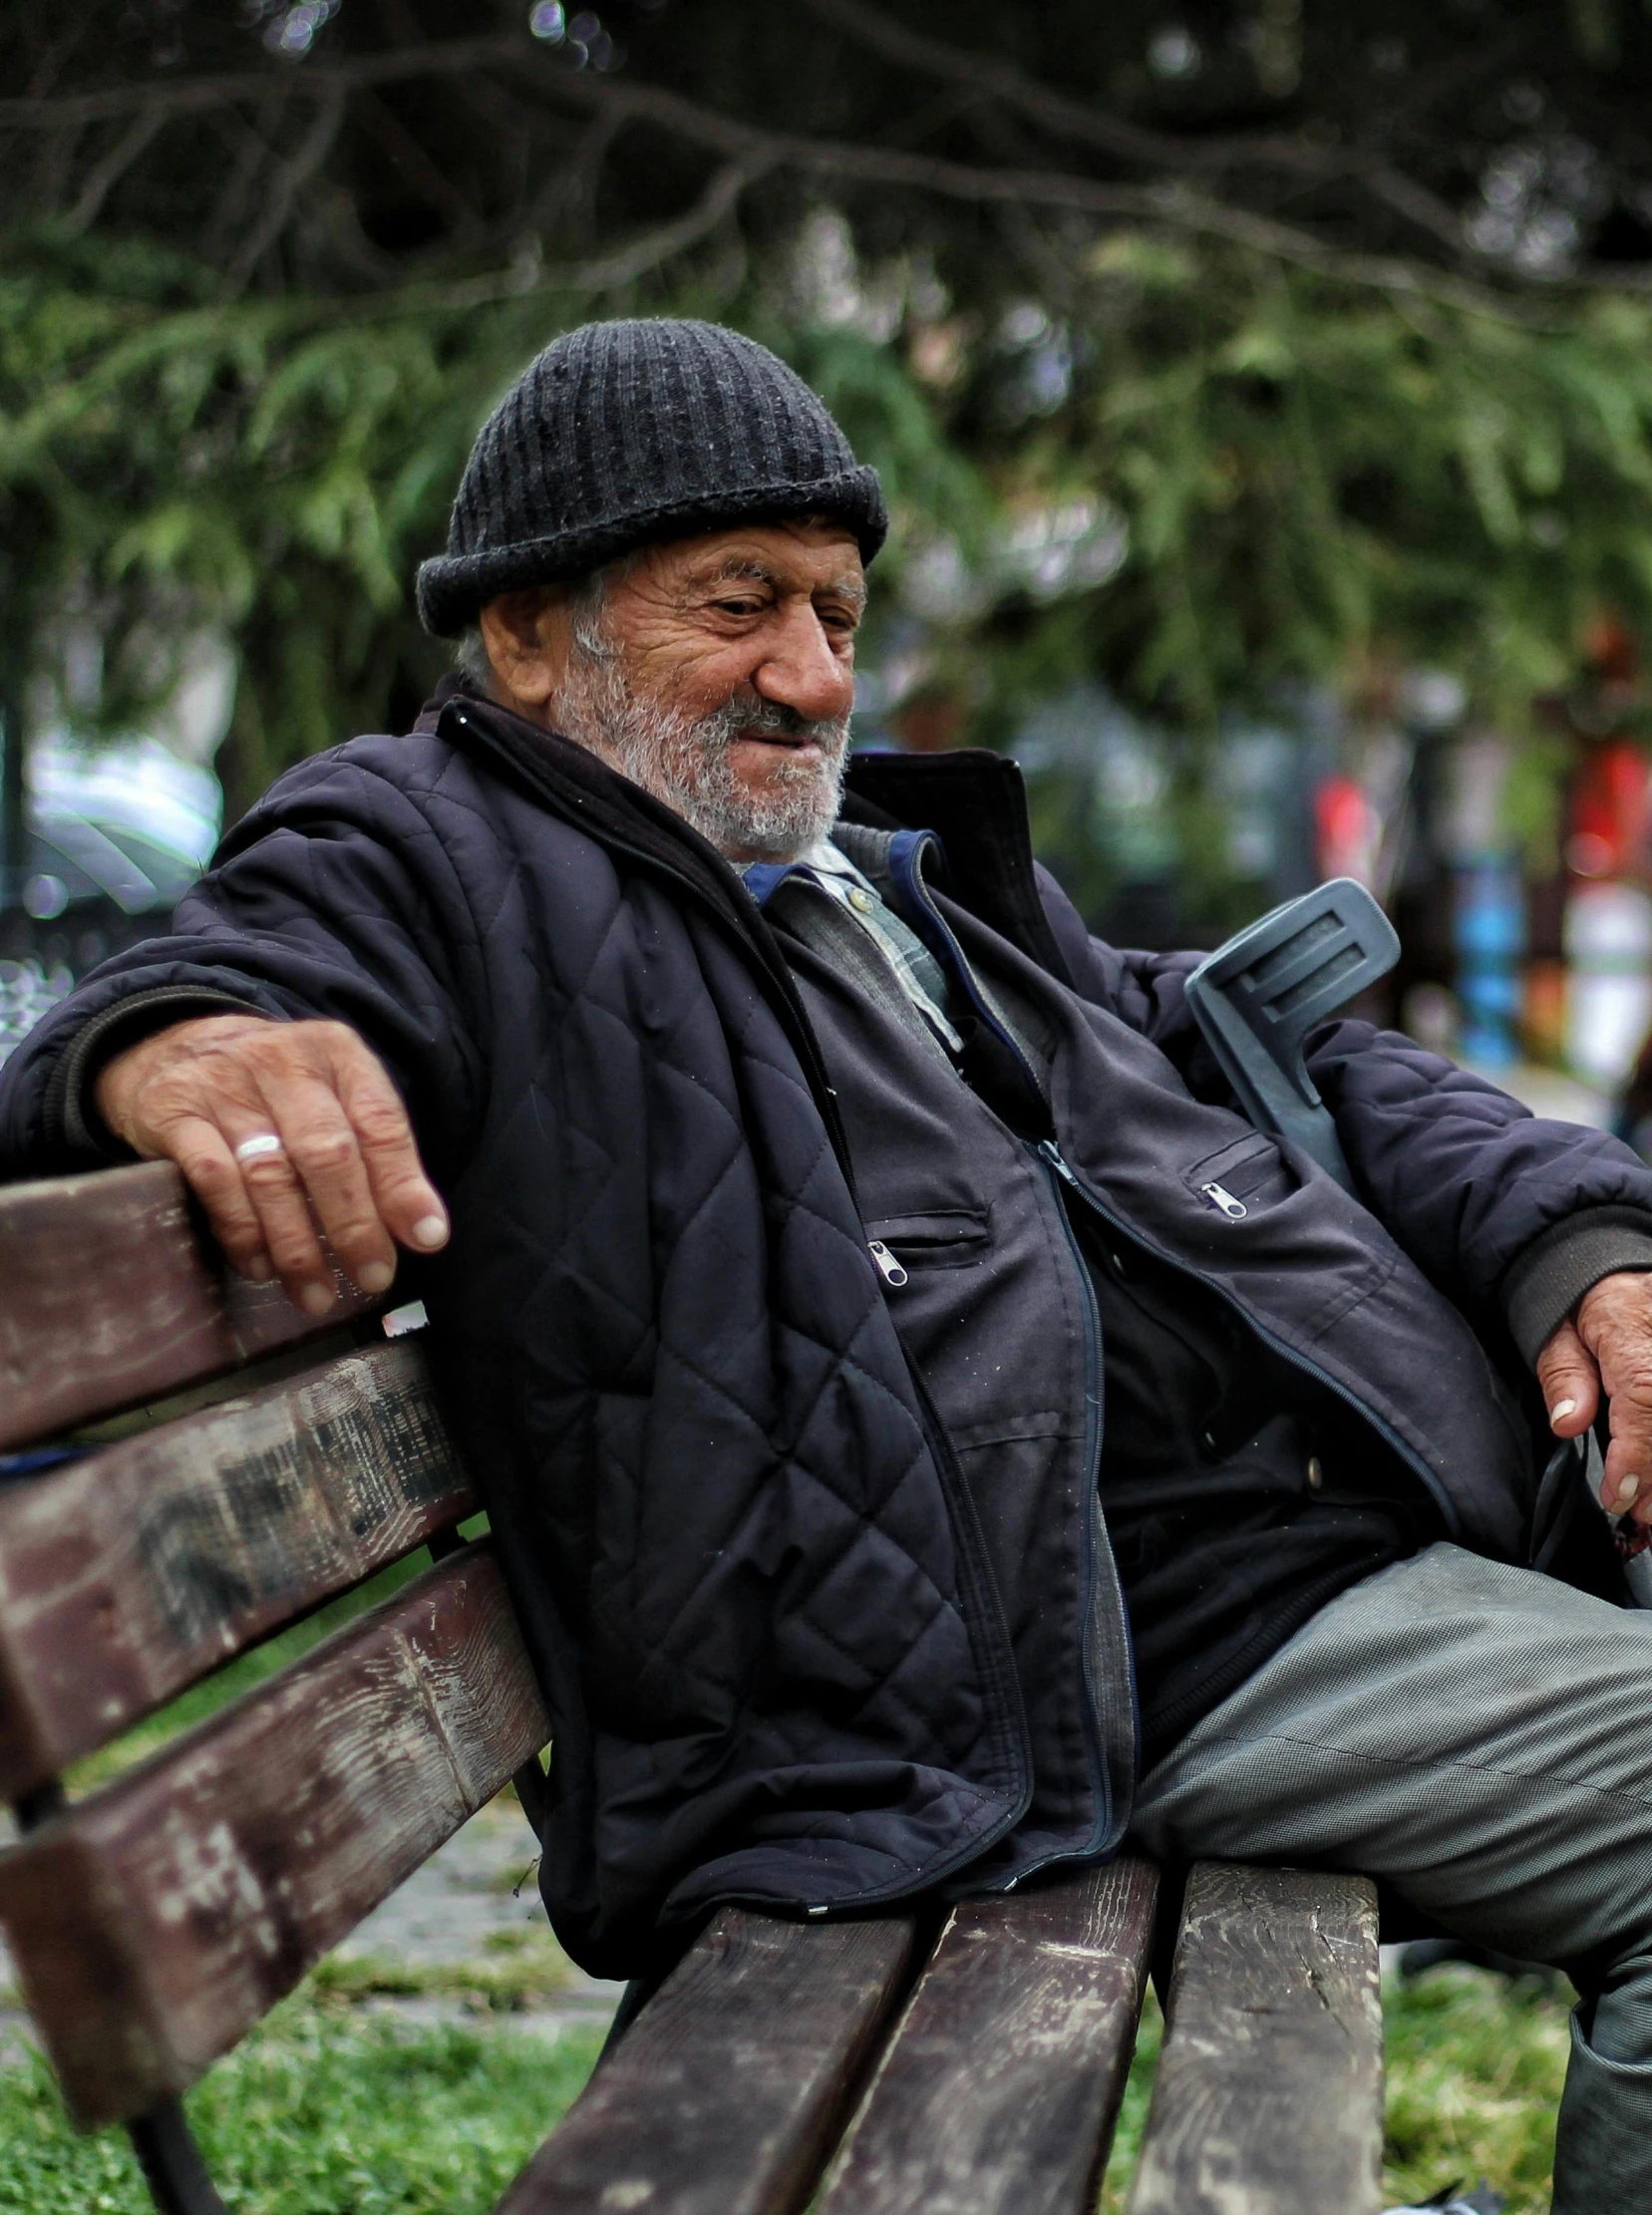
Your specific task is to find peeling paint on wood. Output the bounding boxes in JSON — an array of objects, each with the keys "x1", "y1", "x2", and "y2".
[
  {"x1": 0, "y1": 1341, "x2": 475, "y2": 1795},
  {"x1": 496, "y1": 1909, "x2": 915, "y2": 2215},
  {"x1": 0, "y1": 1160, "x2": 371, "y2": 1451},
  {"x1": 1126, "y1": 1862, "x2": 1383, "y2": 2215},
  {"x1": 0, "y1": 1545, "x2": 546, "y2": 2125},
  {"x1": 815, "y1": 1857, "x2": 1158, "y2": 2215}
]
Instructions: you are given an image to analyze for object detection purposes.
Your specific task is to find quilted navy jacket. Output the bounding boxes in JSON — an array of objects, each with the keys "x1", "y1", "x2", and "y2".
[{"x1": 4, "y1": 691, "x2": 1652, "y2": 1977}]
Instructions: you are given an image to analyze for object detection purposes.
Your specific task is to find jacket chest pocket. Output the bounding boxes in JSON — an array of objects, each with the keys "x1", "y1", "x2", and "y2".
[
  {"x1": 1181, "y1": 1132, "x2": 1300, "y2": 1220},
  {"x1": 864, "y1": 1205, "x2": 991, "y2": 1270}
]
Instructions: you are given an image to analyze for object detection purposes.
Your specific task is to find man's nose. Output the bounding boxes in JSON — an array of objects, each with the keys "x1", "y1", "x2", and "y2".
[{"x1": 752, "y1": 606, "x2": 853, "y2": 726}]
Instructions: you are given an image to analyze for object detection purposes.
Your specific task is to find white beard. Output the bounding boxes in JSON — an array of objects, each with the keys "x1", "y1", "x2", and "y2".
[{"x1": 551, "y1": 643, "x2": 850, "y2": 862}]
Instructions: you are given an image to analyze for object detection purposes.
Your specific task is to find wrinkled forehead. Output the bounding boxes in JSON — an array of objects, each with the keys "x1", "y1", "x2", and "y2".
[{"x1": 648, "y1": 517, "x2": 866, "y2": 602}]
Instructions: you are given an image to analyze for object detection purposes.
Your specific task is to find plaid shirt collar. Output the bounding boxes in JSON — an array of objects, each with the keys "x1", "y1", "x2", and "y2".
[{"x1": 739, "y1": 833, "x2": 962, "y2": 1052}]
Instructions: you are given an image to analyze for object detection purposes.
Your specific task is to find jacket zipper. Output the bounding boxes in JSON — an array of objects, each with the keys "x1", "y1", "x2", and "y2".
[
  {"x1": 1035, "y1": 1138, "x2": 1461, "y2": 1536},
  {"x1": 1199, "y1": 1181, "x2": 1248, "y2": 1220},
  {"x1": 1023, "y1": 1140, "x2": 1128, "y2": 1872},
  {"x1": 885, "y1": 834, "x2": 1129, "y2": 1874},
  {"x1": 867, "y1": 1239, "x2": 909, "y2": 1287}
]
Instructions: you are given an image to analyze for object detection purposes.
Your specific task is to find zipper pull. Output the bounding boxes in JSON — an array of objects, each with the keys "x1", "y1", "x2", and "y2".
[
  {"x1": 1199, "y1": 1181, "x2": 1249, "y2": 1221},
  {"x1": 868, "y1": 1239, "x2": 909, "y2": 1288},
  {"x1": 1037, "y1": 1138, "x2": 1081, "y2": 1187}
]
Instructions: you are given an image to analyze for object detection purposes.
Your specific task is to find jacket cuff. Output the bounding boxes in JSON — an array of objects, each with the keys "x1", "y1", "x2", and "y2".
[
  {"x1": 44, "y1": 987, "x2": 275, "y2": 1158},
  {"x1": 1501, "y1": 1205, "x2": 1652, "y2": 1365}
]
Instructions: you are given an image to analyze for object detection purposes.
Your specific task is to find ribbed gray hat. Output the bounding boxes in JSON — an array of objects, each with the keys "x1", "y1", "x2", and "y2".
[{"x1": 416, "y1": 319, "x2": 887, "y2": 635}]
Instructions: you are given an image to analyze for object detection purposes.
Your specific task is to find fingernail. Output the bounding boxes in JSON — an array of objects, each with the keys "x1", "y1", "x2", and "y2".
[
  {"x1": 1618, "y1": 1475, "x2": 1642, "y2": 1508},
  {"x1": 1550, "y1": 1399, "x2": 1577, "y2": 1426},
  {"x1": 411, "y1": 1213, "x2": 449, "y2": 1251},
  {"x1": 356, "y1": 1260, "x2": 395, "y2": 1296},
  {"x1": 244, "y1": 1256, "x2": 274, "y2": 1284},
  {"x1": 299, "y1": 1282, "x2": 336, "y2": 1317}
]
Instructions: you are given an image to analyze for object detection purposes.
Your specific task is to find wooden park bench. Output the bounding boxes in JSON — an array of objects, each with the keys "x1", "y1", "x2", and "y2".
[{"x1": 0, "y1": 1158, "x2": 1387, "y2": 2215}]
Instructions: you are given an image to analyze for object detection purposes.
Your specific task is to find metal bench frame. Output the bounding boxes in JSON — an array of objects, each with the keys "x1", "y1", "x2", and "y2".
[{"x1": 0, "y1": 1160, "x2": 1386, "y2": 2215}]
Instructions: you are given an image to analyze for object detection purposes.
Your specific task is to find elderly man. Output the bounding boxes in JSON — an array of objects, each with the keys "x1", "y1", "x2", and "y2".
[{"x1": 5, "y1": 319, "x2": 1652, "y2": 2207}]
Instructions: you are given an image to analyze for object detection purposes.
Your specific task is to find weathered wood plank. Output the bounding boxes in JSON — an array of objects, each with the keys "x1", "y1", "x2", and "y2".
[
  {"x1": 0, "y1": 1340, "x2": 476, "y2": 1797},
  {"x1": 496, "y1": 1909, "x2": 916, "y2": 2215},
  {"x1": 815, "y1": 1857, "x2": 1159, "y2": 2215},
  {"x1": 0, "y1": 1544, "x2": 546, "y2": 2126},
  {"x1": 0, "y1": 1160, "x2": 373, "y2": 1451},
  {"x1": 1126, "y1": 1862, "x2": 1383, "y2": 2215}
]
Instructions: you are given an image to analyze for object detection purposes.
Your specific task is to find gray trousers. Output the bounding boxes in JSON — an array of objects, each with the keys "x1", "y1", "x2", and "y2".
[{"x1": 1130, "y1": 1544, "x2": 1652, "y2": 2215}]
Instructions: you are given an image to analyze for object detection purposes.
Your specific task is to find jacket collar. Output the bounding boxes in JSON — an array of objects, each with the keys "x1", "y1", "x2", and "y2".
[
  {"x1": 415, "y1": 690, "x2": 1073, "y2": 992},
  {"x1": 843, "y1": 751, "x2": 1074, "y2": 988}
]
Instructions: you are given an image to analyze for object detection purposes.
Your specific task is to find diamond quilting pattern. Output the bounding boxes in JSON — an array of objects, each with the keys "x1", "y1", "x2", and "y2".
[{"x1": 0, "y1": 724, "x2": 1027, "y2": 1977}]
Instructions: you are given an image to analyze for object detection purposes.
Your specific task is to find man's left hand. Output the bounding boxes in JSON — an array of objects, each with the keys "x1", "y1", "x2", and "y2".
[{"x1": 1537, "y1": 1271, "x2": 1652, "y2": 1526}]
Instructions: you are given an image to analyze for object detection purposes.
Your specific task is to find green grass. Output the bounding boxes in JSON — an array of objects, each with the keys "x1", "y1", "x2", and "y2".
[
  {"x1": 1098, "y1": 1988, "x2": 1164, "y2": 2212},
  {"x1": 1100, "y1": 1965, "x2": 1570, "y2": 2214},
  {"x1": 1382, "y1": 1966, "x2": 1570, "y2": 2214},
  {"x1": 0, "y1": 1962, "x2": 1567, "y2": 2214},
  {"x1": 0, "y1": 1998, "x2": 604, "y2": 2215}
]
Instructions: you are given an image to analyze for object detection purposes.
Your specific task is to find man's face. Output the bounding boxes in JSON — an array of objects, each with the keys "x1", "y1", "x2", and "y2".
[{"x1": 478, "y1": 519, "x2": 864, "y2": 862}]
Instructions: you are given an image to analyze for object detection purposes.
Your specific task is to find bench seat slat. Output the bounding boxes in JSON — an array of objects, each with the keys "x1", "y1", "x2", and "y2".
[
  {"x1": 496, "y1": 1909, "x2": 916, "y2": 2215},
  {"x1": 0, "y1": 1339, "x2": 475, "y2": 1797},
  {"x1": 815, "y1": 1856, "x2": 1158, "y2": 2215},
  {"x1": 0, "y1": 1160, "x2": 372, "y2": 1452},
  {"x1": 0, "y1": 1543, "x2": 545, "y2": 2126},
  {"x1": 1126, "y1": 1861, "x2": 1383, "y2": 2215}
]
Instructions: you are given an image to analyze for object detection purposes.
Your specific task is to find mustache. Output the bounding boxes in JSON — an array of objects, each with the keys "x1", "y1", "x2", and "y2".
[{"x1": 693, "y1": 690, "x2": 848, "y2": 749}]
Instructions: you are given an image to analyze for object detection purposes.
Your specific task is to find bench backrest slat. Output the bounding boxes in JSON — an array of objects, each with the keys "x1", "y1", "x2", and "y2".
[
  {"x1": 495, "y1": 1909, "x2": 915, "y2": 2215},
  {"x1": 1126, "y1": 1861, "x2": 1383, "y2": 2215},
  {"x1": 815, "y1": 1856, "x2": 1159, "y2": 2215},
  {"x1": 0, "y1": 1339, "x2": 475, "y2": 1798},
  {"x1": 0, "y1": 1543, "x2": 546, "y2": 2126},
  {"x1": 0, "y1": 1161, "x2": 372, "y2": 1451}
]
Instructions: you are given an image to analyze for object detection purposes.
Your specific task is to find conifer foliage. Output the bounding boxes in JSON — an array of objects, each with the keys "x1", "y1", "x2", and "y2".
[{"x1": 4, "y1": 2, "x2": 1652, "y2": 808}]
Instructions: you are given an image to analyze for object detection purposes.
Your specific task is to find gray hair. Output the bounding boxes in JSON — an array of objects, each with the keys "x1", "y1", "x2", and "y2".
[
  {"x1": 453, "y1": 552, "x2": 641, "y2": 695},
  {"x1": 453, "y1": 624, "x2": 494, "y2": 691}
]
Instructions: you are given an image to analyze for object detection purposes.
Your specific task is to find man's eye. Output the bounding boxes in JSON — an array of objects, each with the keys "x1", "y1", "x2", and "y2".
[{"x1": 714, "y1": 596, "x2": 765, "y2": 617}]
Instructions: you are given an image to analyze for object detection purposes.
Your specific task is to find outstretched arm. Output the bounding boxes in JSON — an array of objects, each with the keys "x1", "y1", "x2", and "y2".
[{"x1": 0, "y1": 744, "x2": 489, "y2": 1311}]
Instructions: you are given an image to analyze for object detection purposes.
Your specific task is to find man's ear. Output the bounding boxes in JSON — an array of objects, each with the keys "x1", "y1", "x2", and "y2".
[{"x1": 478, "y1": 588, "x2": 571, "y2": 715}]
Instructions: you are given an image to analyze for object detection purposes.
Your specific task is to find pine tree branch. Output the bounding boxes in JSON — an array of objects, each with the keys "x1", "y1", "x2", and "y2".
[
  {"x1": 583, "y1": 65, "x2": 1652, "y2": 315},
  {"x1": 341, "y1": 152, "x2": 773, "y2": 319},
  {"x1": 530, "y1": 69, "x2": 1625, "y2": 316},
  {"x1": 1, "y1": 20, "x2": 1642, "y2": 311},
  {"x1": 63, "y1": 108, "x2": 168, "y2": 234},
  {"x1": 224, "y1": 83, "x2": 347, "y2": 294},
  {"x1": 354, "y1": 87, "x2": 487, "y2": 244},
  {"x1": 0, "y1": 32, "x2": 529, "y2": 129},
  {"x1": 200, "y1": 93, "x2": 290, "y2": 265},
  {"x1": 799, "y1": 0, "x2": 1483, "y2": 262}
]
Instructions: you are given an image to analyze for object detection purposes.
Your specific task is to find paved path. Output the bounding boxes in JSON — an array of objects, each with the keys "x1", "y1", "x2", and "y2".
[{"x1": 334, "y1": 1792, "x2": 625, "y2": 2042}]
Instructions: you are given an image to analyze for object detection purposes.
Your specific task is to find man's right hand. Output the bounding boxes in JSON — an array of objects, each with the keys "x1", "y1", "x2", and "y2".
[{"x1": 94, "y1": 1015, "x2": 450, "y2": 1315}]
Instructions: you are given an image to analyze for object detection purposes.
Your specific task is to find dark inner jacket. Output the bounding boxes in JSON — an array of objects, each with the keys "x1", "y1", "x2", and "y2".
[{"x1": 3, "y1": 686, "x2": 1651, "y2": 1980}]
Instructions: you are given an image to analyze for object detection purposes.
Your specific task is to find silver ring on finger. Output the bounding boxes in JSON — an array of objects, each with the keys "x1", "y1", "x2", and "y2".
[{"x1": 234, "y1": 1132, "x2": 286, "y2": 1164}]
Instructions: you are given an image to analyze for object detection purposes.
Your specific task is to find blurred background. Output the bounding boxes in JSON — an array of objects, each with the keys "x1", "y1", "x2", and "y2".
[{"x1": 6, "y1": 0, "x2": 1652, "y2": 1132}]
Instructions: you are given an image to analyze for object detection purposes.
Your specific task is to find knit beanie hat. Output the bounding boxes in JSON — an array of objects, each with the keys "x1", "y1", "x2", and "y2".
[{"x1": 415, "y1": 319, "x2": 887, "y2": 635}]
